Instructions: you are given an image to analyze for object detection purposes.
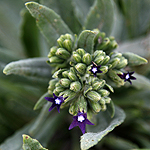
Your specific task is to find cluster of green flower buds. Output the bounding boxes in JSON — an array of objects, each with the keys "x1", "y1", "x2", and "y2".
[
  {"x1": 48, "y1": 34, "x2": 74, "y2": 70},
  {"x1": 46, "y1": 28, "x2": 147, "y2": 117},
  {"x1": 93, "y1": 29, "x2": 118, "y2": 54}
]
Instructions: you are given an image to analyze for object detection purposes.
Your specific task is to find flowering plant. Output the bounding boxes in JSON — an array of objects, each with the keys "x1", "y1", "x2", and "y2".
[{"x1": 0, "y1": 0, "x2": 150, "y2": 150}]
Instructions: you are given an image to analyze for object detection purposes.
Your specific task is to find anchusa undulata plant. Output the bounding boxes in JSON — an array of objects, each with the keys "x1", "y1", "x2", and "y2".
[
  {"x1": 1, "y1": 1, "x2": 150, "y2": 150},
  {"x1": 45, "y1": 27, "x2": 141, "y2": 135}
]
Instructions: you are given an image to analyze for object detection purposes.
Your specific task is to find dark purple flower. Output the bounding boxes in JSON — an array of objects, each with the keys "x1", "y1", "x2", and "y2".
[
  {"x1": 89, "y1": 62, "x2": 103, "y2": 77},
  {"x1": 45, "y1": 93, "x2": 65, "y2": 113},
  {"x1": 69, "y1": 111, "x2": 94, "y2": 134},
  {"x1": 117, "y1": 71, "x2": 136, "y2": 84}
]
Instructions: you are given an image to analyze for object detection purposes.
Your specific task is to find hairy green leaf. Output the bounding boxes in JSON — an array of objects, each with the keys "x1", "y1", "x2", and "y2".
[
  {"x1": 123, "y1": 52, "x2": 148, "y2": 66},
  {"x1": 3, "y1": 58, "x2": 51, "y2": 80},
  {"x1": 34, "y1": 92, "x2": 51, "y2": 110},
  {"x1": 25, "y1": 2, "x2": 73, "y2": 47},
  {"x1": 77, "y1": 30, "x2": 96, "y2": 54},
  {"x1": 22, "y1": 134, "x2": 48, "y2": 150},
  {"x1": 85, "y1": 0, "x2": 114, "y2": 35},
  {"x1": 80, "y1": 106, "x2": 125, "y2": 150}
]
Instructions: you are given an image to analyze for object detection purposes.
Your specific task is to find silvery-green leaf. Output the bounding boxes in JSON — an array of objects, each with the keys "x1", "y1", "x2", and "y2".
[
  {"x1": 77, "y1": 30, "x2": 95, "y2": 54},
  {"x1": 3, "y1": 58, "x2": 51, "y2": 80},
  {"x1": 22, "y1": 134, "x2": 48, "y2": 150},
  {"x1": 34, "y1": 92, "x2": 51, "y2": 110},
  {"x1": 84, "y1": 0, "x2": 114, "y2": 35},
  {"x1": 80, "y1": 106, "x2": 125, "y2": 150},
  {"x1": 25, "y1": 2, "x2": 73, "y2": 47},
  {"x1": 123, "y1": 52, "x2": 148, "y2": 66}
]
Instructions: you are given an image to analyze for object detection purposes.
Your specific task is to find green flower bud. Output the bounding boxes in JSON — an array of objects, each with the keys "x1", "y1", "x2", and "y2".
[
  {"x1": 111, "y1": 52, "x2": 122, "y2": 58},
  {"x1": 102, "y1": 56, "x2": 110, "y2": 65},
  {"x1": 48, "y1": 46, "x2": 57, "y2": 57},
  {"x1": 94, "y1": 55, "x2": 105, "y2": 65},
  {"x1": 68, "y1": 71, "x2": 78, "y2": 81},
  {"x1": 56, "y1": 48, "x2": 71, "y2": 59},
  {"x1": 59, "y1": 89, "x2": 76, "y2": 103},
  {"x1": 93, "y1": 50, "x2": 103, "y2": 58},
  {"x1": 76, "y1": 48, "x2": 85, "y2": 57},
  {"x1": 82, "y1": 53, "x2": 92, "y2": 65},
  {"x1": 70, "y1": 81, "x2": 82, "y2": 92},
  {"x1": 59, "y1": 78, "x2": 71, "y2": 88},
  {"x1": 62, "y1": 70, "x2": 69, "y2": 78},
  {"x1": 49, "y1": 56, "x2": 64, "y2": 63},
  {"x1": 65, "y1": 33, "x2": 73, "y2": 40},
  {"x1": 89, "y1": 100, "x2": 101, "y2": 113},
  {"x1": 55, "y1": 81, "x2": 61, "y2": 87},
  {"x1": 57, "y1": 35, "x2": 65, "y2": 47},
  {"x1": 48, "y1": 79, "x2": 58, "y2": 90},
  {"x1": 77, "y1": 95, "x2": 87, "y2": 113},
  {"x1": 97, "y1": 37, "x2": 110, "y2": 49},
  {"x1": 109, "y1": 40, "x2": 118, "y2": 49},
  {"x1": 109, "y1": 57, "x2": 120, "y2": 69},
  {"x1": 101, "y1": 104, "x2": 107, "y2": 111},
  {"x1": 99, "y1": 98, "x2": 105, "y2": 105},
  {"x1": 92, "y1": 79, "x2": 106, "y2": 90},
  {"x1": 63, "y1": 39, "x2": 72, "y2": 52},
  {"x1": 115, "y1": 57, "x2": 128, "y2": 69},
  {"x1": 55, "y1": 86, "x2": 65, "y2": 93},
  {"x1": 53, "y1": 89, "x2": 59, "y2": 96},
  {"x1": 104, "y1": 97, "x2": 111, "y2": 103},
  {"x1": 108, "y1": 69, "x2": 124, "y2": 86},
  {"x1": 86, "y1": 90, "x2": 101, "y2": 102},
  {"x1": 69, "y1": 101, "x2": 77, "y2": 115},
  {"x1": 97, "y1": 89, "x2": 110, "y2": 97},
  {"x1": 75, "y1": 63, "x2": 87, "y2": 75},
  {"x1": 99, "y1": 66, "x2": 108, "y2": 74},
  {"x1": 73, "y1": 52, "x2": 82, "y2": 63},
  {"x1": 52, "y1": 69, "x2": 66, "y2": 78}
]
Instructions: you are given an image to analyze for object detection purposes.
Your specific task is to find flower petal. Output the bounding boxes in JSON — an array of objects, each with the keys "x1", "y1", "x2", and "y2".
[
  {"x1": 69, "y1": 120, "x2": 78, "y2": 130},
  {"x1": 78, "y1": 122, "x2": 86, "y2": 134},
  {"x1": 45, "y1": 97, "x2": 54, "y2": 102}
]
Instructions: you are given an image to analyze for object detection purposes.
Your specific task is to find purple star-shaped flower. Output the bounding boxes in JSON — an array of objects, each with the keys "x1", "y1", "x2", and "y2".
[
  {"x1": 117, "y1": 71, "x2": 136, "y2": 84},
  {"x1": 45, "y1": 93, "x2": 65, "y2": 113},
  {"x1": 69, "y1": 111, "x2": 94, "y2": 134},
  {"x1": 89, "y1": 62, "x2": 103, "y2": 77}
]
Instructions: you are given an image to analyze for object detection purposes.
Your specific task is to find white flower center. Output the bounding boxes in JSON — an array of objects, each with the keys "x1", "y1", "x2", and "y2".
[
  {"x1": 78, "y1": 115, "x2": 85, "y2": 122},
  {"x1": 55, "y1": 98, "x2": 61, "y2": 105},
  {"x1": 92, "y1": 67, "x2": 97, "y2": 73},
  {"x1": 126, "y1": 74, "x2": 130, "y2": 79}
]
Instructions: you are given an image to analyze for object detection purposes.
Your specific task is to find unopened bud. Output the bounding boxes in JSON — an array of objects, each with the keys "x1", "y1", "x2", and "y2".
[
  {"x1": 75, "y1": 63, "x2": 86, "y2": 75},
  {"x1": 94, "y1": 55, "x2": 105, "y2": 65},
  {"x1": 48, "y1": 79, "x2": 58, "y2": 90},
  {"x1": 59, "y1": 78, "x2": 71, "y2": 88},
  {"x1": 100, "y1": 66, "x2": 108, "y2": 74},
  {"x1": 86, "y1": 90, "x2": 101, "y2": 102},
  {"x1": 92, "y1": 79, "x2": 106, "y2": 90},
  {"x1": 99, "y1": 98, "x2": 105, "y2": 105},
  {"x1": 104, "y1": 97, "x2": 111, "y2": 103},
  {"x1": 63, "y1": 39, "x2": 72, "y2": 52},
  {"x1": 49, "y1": 56, "x2": 64, "y2": 63},
  {"x1": 55, "y1": 86, "x2": 65, "y2": 93},
  {"x1": 73, "y1": 52, "x2": 82, "y2": 63},
  {"x1": 115, "y1": 57, "x2": 128, "y2": 69},
  {"x1": 102, "y1": 56, "x2": 110, "y2": 65},
  {"x1": 101, "y1": 104, "x2": 107, "y2": 111},
  {"x1": 56, "y1": 48, "x2": 71, "y2": 59},
  {"x1": 68, "y1": 71, "x2": 78, "y2": 81},
  {"x1": 77, "y1": 95, "x2": 87, "y2": 113},
  {"x1": 62, "y1": 70, "x2": 69, "y2": 78},
  {"x1": 108, "y1": 69, "x2": 124, "y2": 86},
  {"x1": 48, "y1": 46, "x2": 57, "y2": 57},
  {"x1": 70, "y1": 81, "x2": 82, "y2": 92},
  {"x1": 76, "y1": 48, "x2": 85, "y2": 57},
  {"x1": 82, "y1": 53, "x2": 92, "y2": 65},
  {"x1": 57, "y1": 35, "x2": 65, "y2": 47},
  {"x1": 98, "y1": 89, "x2": 110, "y2": 97},
  {"x1": 109, "y1": 57, "x2": 120, "y2": 69},
  {"x1": 89, "y1": 100, "x2": 101, "y2": 113}
]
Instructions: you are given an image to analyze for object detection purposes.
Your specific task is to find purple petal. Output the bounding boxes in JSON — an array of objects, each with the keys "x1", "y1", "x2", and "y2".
[
  {"x1": 45, "y1": 97, "x2": 54, "y2": 102},
  {"x1": 97, "y1": 70, "x2": 103, "y2": 73},
  {"x1": 78, "y1": 122, "x2": 86, "y2": 134},
  {"x1": 53, "y1": 93, "x2": 57, "y2": 99},
  {"x1": 69, "y1": 120, "x2": 78, "y2": 130},
  {"x1": 56, "y1": 105, "x2": 61, "y2": 113},
  {"x1": 130, "y1": 76, "x2": 136, "y2": 80},
  {"x1": 49, "y1": 103, "x2": 56, "y2": 112},
  {"x1": 117, "y1": 74, "x2": 125, "y2": 79},
  {"x1": 85, "y1": 119, "x2": 94, "y2": 125},
  {"x1": 129, "y1": 71, "x2": 134, "y2": 75}
]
